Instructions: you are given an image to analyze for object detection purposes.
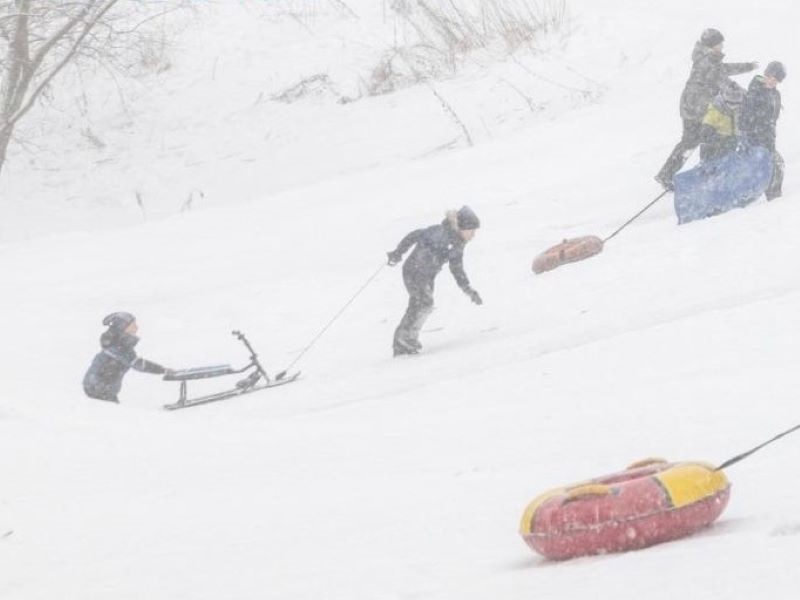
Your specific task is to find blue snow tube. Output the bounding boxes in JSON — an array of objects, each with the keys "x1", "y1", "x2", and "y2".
[{"x1": 673, "y1": 144, "x2": 773, "y2": 225}]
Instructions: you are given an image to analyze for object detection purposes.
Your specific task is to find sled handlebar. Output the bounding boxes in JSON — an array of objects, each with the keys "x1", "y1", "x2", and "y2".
[{"x1": 231, "y1": 330, "x2": 258, "y2": 359}]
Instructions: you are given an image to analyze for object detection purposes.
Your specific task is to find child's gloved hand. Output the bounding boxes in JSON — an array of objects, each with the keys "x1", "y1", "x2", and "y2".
[{"x1": 465, "y1": 287, "x2": 483, "y2": 305}]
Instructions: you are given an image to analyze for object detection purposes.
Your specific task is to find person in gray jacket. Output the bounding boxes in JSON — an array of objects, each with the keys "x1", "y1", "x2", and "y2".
[
  {"x1": 655, "y1": 28, "x2": 757, "y2": 189},
  {"x1": 387, "y1": 206, "x2": 482, "y2": 356},
  {"x1": 83, "y1": 312, "x2": 171, "y2": 403}
]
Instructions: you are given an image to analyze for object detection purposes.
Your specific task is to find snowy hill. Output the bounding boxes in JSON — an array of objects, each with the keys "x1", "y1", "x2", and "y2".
[{"x1": 1, "y1": 0, "x2": 800, "y2": 598}]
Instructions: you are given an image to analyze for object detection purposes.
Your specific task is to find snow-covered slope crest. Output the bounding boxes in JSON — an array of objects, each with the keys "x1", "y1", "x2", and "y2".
[
  {"x1": 1, "y1": 1, "x2": 800, "y2": 599},
  {"x1": 1, "y1": 0, "x2": 597, "y2": 242}
]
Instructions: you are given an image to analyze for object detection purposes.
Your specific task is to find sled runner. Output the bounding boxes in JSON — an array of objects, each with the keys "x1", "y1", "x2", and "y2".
[{"x1": 163, "y1": 330, "x2": 299, "y2": 410}]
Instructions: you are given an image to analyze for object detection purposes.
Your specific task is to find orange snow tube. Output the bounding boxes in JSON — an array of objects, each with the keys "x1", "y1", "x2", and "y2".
[
  {"x1": 532, "y1": 236, "x2": 604, "y2": 274},
  {"x1": 519, "y1": 459, "x2": 730, "y2": 560}
]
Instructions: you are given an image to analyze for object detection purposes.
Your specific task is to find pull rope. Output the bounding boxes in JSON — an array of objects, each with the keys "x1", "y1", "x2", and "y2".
[
  {"x1": 280, "y1": 262, "x2": 386, "y2": 375},
  {"x1": 603, "y1": 147, "x2": 700, "y2": 244},
  {"x1": 716, "y1": 423, "x2": 800, "y2": 471},
  {"x1": 603, "y1": 189, "x2": 669, "y2": 244}
]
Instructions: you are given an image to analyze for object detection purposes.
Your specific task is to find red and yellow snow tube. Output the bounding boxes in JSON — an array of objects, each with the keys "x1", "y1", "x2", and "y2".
[{"x1": 519, "y1": 459, "x2": 730, "y2": 560}]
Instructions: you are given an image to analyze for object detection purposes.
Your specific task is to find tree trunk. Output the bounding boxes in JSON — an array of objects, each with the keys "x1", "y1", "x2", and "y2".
[
  {"x1": 0, "y1": 0, "x2": 31, "y2": 177},
  {"x1": 0, "y1": 126, "x2": 12, "y2": 177}
]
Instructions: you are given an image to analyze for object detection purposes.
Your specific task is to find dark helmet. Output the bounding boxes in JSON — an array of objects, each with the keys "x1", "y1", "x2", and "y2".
[
  {"x1": 102, "y1": 311, "x2": 136, "y2": 331},
  {"x1": 765, "y1": 61, "x2": 787, "y2": 82},
  {"x1": 456, "y1": 206, "x2": 480, "y2": 230},
  {"x1": 700, "y1": 28, "x2": 724, "y2": 48}
]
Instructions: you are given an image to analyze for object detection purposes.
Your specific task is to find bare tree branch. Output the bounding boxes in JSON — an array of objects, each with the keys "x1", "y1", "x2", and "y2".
[
  {"x1": 0, "y1": 0, "x2": 184, "y2": 177},
  {"x1": 2, "y1": 0, "x2": 119, "y2": 134}
]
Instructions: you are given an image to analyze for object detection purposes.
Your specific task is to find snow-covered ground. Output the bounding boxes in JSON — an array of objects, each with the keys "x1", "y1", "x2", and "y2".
[{"x1": 2, "y1": 0, "x2": 799, "y2": 598}]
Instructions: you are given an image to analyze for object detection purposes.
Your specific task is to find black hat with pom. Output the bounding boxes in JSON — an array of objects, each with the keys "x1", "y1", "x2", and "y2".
[
  {"x1": 456, "y1": 206, "x2": 480, "y2": 230},
  {"x1": 102, "y1": 311, "x2": 136, "y2": 331}
]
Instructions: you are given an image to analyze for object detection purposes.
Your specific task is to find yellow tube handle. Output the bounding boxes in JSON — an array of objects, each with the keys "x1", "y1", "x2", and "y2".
[{"x1": 626, "y1": 458, "x2": 668, "y2": 470}]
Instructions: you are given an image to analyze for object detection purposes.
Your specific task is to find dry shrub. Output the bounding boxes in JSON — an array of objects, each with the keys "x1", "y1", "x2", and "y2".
[
  {"x1": 272, "y1": 74, "x2": 340, "y2": 103},
  {"x1": 367, "y1": 46, "x2": 450, "y2": 96},
  {"x1": 369, "y1": 0, "x2": 569, "y2": 95}
]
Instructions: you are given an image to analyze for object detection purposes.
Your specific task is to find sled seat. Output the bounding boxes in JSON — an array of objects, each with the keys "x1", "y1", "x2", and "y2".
[{"x1": 164, "y1": 365, "x2": 235, "y2": 381}]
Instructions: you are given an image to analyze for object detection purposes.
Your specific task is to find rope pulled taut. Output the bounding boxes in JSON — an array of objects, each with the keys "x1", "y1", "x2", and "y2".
[
  {"x1": 603, "y1": 190, "x2": 670, "y2": 244},
  {"x1": 716, "y1": 423, "x2": 800, "y2": 471},
  {"x1": 279, "y1": 262, "x2": 386, "y2": 375}
]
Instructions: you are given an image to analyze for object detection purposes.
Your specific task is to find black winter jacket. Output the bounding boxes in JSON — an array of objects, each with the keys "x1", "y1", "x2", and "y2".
[
  {"x1": 680, "y1": 43, "x2": 754, "y2": 121},
  {"x1": 83, "y1": 331, "x2": 166, "y2": 401},
  {"x1": 740, "y1": 76, "x2": 782, "y2": 152},
  {"x1": 393, "y1": 217, "x2": 471, "y2": 290}
]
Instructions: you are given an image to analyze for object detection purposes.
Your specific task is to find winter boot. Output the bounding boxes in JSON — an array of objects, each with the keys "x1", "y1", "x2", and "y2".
[{"x1": 393, "y1": 337, "x2": 420, "y2": 356}]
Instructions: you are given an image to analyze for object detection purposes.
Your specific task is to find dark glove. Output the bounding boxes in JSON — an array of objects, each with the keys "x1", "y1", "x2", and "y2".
[
  {"x1": 465, "y1": 287, "x2": 483, "y2": 305},
  {"x1": 387, "y1": 250, "x2": 402, "y2": 266}
]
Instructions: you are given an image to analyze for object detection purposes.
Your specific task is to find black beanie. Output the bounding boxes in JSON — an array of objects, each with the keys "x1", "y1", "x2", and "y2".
[
  {"x1": 765, "y1": 61, "x2": 787, "y2": 82},
  {"x1": 102, "y1": 311, "x2": 136, "y2": 331},
  {"x1": 456, "y1": 206, "x2": 480, "y2": 230},
  {"x1": 700, "y1": 28, "x2": 724, "y2": 48}
]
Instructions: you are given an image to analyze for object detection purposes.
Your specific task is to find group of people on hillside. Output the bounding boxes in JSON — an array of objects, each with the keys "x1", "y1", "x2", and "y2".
[
  {"x1": 382, "y1": 28, "x2": 787, "y2": 358},
  {"x1": 655, "y1": 28, "x2": 785, "y2": 200},
  {"x1": 83, "y1": 206, "x2": 484, "y2": 403},
  {"x1": 84, "y1": 28, "x2": 787, "y2": 403}
]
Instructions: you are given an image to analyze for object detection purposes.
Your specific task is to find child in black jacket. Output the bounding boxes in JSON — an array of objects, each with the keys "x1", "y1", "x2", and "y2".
[
  {"x1": 83, "y1": 312, "x2": 171, "y2": 403},
  {"x1": 387, "y1": 206, "x2": 482, "y2": 356}
]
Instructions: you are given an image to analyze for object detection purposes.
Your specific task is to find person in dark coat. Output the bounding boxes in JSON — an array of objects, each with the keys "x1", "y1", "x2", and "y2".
[
  {"x1": 83, "y1": 312, "x2": 170, "y2": 403},
  {"x1": 655, "y1": 28, "x2": 757, "y2": 190},
  {"x1": 387, "y1": 206, "x2": 482, "y2": 356},
  {"x1": 739, "y1": 61, "x2": 786, "y2": 200}
]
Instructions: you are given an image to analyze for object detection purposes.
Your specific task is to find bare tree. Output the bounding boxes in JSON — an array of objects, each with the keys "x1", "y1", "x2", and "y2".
[{"x1": 0, "y1": 0, "x2": 184, "y2": 177}]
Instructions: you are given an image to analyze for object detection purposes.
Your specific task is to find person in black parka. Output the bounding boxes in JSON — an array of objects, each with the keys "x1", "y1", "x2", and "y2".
[
  {"x1": 83, "y1": 312, "x2": 170, "y2": 403},
  {"x1": 740, "y1": 61, "x2": 786, "y2": 200},
  {"x1": 655, "y1": 28, "x2": 757, "y2": 190},
  {"x1": 387, "y1": 206, "x2": 482, "y2": 356}
]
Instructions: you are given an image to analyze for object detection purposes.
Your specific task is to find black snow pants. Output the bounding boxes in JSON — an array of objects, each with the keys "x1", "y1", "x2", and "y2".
[
  {"x1": 393, "y1": 274, "x2": 434, "y2": 352},
  {"x1": 657, "y1": 119, "x2": 704, "y2": 186}
]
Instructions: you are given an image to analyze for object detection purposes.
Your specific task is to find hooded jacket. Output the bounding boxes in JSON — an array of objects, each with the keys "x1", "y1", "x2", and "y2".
[
  {"x1": 392, "y1": 211, "x2": 471, "y2": 290},
  {"x1": 83, "y1": 330, "x2": 166, "y2": 400},
  {"x1": 680, "y1": 43, "x2": 754, "y2": 121},
  {"x1": 739, "y1": 75, "x2": 782, "y2": 152}
]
